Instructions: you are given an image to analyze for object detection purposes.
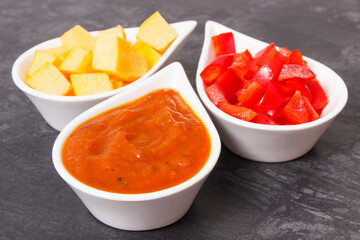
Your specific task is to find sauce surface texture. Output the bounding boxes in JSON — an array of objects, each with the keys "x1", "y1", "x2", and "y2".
[{"x1": 62, "y1": 89, "x2": 211, "y2": 194}]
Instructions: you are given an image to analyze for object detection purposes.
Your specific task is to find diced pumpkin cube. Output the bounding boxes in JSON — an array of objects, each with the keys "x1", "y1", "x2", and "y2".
[
  {"x1": 27, "y1": 51, "x2": 60, "y2": 76},
  {"x1": 25, "y1": 62, "x2": 71, "y2": 96},
  {"x1": 97, "y1": 25, "x2": 126, "y2": 40},
  {"x1": 136, "y1": 11, "x2": 177, "y2": 54},
  {"x1": 131, "y1": 40, "x2": 161, "y2": 68},
  {"x1": 60, "y1": 25, "x2": 95, "y2": 52},
  {"x1": 59, "y1": 47, "x2": 92, "y2": 74},
  {"x1": 92, "y1": 36, "x2": 131, "y2": 79},
  {"x1": 127, "y1": 52, "x2": 149, "y2": 82},
  {"x1": 42, "y1": 46, "x2": 71, "y2": 61},
  {"x1": 70, "y1": 73, "x2": 113, "y2": 96},
  {"x1": 111, "y1": 78, "x2": 125, "y2": 89}
]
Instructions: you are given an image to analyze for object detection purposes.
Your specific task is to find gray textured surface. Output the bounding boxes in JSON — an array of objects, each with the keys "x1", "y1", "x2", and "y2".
[{"x1": 1, "y1": 0, "x2": 360, "y2": 239}]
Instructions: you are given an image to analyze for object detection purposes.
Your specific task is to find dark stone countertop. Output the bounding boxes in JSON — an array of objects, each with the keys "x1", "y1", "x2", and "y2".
[{"x1": 1, "y1": 0, "x2": 359, "y2": 239}]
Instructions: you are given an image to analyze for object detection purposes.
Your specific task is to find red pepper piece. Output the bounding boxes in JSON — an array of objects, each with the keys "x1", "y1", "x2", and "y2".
[
  {"x1": 278, "y1": 64, "x2": 316, "y2": 81},
  {"x1": 256, "y1": 80, "x2": 287, "y2": 116},
  {"x1": 306, "y1": 78, "x2": 328, "y2": 111},
  {"x1": 282, "y1": 91, "x2": 310, "y2": 124},
  {"x1": 218, "y1": 100, "x2": 257, "y2": 121},
  {"x1": 212, "y1": 32, "x2": 236, "y2": 57},
  {"x1": 200, "y1": 54, "x2": 234, "y2": 85},
  {"x1": 280, "y1": 78, "x2": 312, "y2": 102},
  {"x1": 216, "y1": 69, "x2": 244, "y2": 101},
  {"x1": 205, "y1": 82, "x2": 226, "y2": 106},
  {"x1": 254, "y1": 113, "x2": 278, "y2": 125},
  {"x1": 253, "y1": 43, "x2": 279, "y2": 67},
  {"x1": 289, "y1": 49, "x2": 307, "y2": 66},
  {"x1": 253, "y1": 54, "x2": 286, "y2": 87},
  {"x1": 245, "y1": 59, "x2": 260, "y2": 80},
  {"x1": 279, "y1": 47, "x2": 292, "y2": 57},
  {"x1": 229, "y1": 50, "x2": 253, "y2": 78},
  {"x1": 236, "y1": 80, "x2": 265, "y2": 108},
  {"x1": 303, "y1": 96, "x2": 320, "y2": 121}
]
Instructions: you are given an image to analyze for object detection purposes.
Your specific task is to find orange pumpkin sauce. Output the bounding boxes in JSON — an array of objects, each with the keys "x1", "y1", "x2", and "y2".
[{"x1": 62, "y1": 89, "x2": 211, "y2": 194}]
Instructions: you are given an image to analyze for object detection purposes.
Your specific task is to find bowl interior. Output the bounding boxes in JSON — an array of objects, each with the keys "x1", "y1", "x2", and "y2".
[
  {"x1": 196, "y1": 21, "x2": 348, "y2": 130},
  {"x1": 52, "y1": 62, "x2": 221, "y2": 201},
  {"x1": 12, "y1": 21, "x2": 197, "y2": 102}
]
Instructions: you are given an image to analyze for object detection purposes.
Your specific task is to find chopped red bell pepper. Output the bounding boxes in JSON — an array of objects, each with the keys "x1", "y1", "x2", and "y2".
[
  {"x1": 289, "y1": 49, "x2": 307, "y2": 66},
  {"x1": 236, "y1": 80, "x2": 265, "y2": 108},
  {"x1": 254, "y1": 113, "x2": 278, "y2": 125},
  {"x1": 256, "y1": 81, "x2": 287, "y2": 116},
  {"x1": 218, "y1": 100, "x2": 257, "y2": 121},
  {"x1": 205, "y1": 82, "x2": 226, "y2": 106},
  {"x1": 200, "y1": 54, "x2": 234, "y2": 84},
  {"x1": 245, "y1": 59, "x2": 261, "y2": 80},
  {"x1": 303, "y1": 96, "x2": 320, "y2": 121},
  {"x1": 278, "y1": 64, "x2": 316, "y2": 81},
  {"x1": 216, "y1": 69, "x2": 244, "y2": 101},
  {"x1": 280, "y1": 78, "x2": 312, "y2": 102},
  {"x1": 306, "y1": 78, "x2": 328, "y2": 112},
  {"x1": 282, "y1": 91, "x2": 310, "y2": 124},
  {"x1": 229, "y1": 50, "x2": 253, "y2": 78},
  {"x1": 212, "y1": 32, "x2": 236, "y2": 57},
  {"x1": 253, "y1": 43, "x2": 279, "y2": 67},
  {"x1": 253, "y1": 54, "x2": 286, "y2": 86},
  {"x1": 201, "y1": 37, "x2": 328, "y2": 126},
  {"x1": 272, "y1": 109, "x2": 289, "y2": 125},
  {"x1": 279, "y1": 47, "x2": 292, "y2": 57}
]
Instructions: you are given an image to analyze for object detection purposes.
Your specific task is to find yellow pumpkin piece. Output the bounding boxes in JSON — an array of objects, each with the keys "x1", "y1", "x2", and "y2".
[
  {"x1": 111, "y1": 78, "x2": 125, "y2": 89},
  {"x1": 136, "y1": 11, "x2": 177, "y2": 54},
  {"x1": 59, "y1": 47, "x2": 92, "y2": 74},
  {"x1": 97, "y1": 25, "x2": 126, "y2": 40},
  {"x1": 60, "y1": 25, "x2": 95, "y2": 53},
  {"x1": 70, "y1": 73, "x2": 113, "y2": 96},
  {"x1": 25, "y1": 62, "x2": 71, "y2": 96},
  {"x1": 42, "y1": 46, "x2": 71, "y2": 61},
  {"x1": 27, "y1": 51, "x2": 60, "y2": 76},
  {"x1": 127, "y1": 52, "x2": 149, "y2": 82},
  {"x1": 131, "y1": 40, "x2": 161, "y2": 68},
  {"x1": 92, "y1": 36, "x2": 131, "y2": 79}
]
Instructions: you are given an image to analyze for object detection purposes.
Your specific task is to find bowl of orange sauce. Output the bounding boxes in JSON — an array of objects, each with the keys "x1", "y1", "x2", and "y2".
[{"x1": 52, "y1": 62, "x2": 221, "y2": 230}]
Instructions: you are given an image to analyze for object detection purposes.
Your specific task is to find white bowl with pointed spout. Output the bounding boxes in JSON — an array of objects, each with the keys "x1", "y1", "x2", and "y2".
[
  {"x1": 196, "y1": 21, "x2": 348, "y2": 163},
  {"x1": 52, "y1": 62, "x2": 221, "y2": 230},
  {"x1": 12, "y1": 20, "x2": 197, "y2": 131}
]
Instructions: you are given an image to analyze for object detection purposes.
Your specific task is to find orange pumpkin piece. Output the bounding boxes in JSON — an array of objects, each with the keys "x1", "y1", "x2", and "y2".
[
  {"x1": 131, "y1": 40, "x2": 161, "y2": 68},
  {"x1": 92, "y1": 36, "x2": 131, "y2": 80},
  {"x1": 97, "y1": 25, "x2": 126, "y2": 40},
  {"x1": 27, "y1": 51, "x2": 60, "y2": 77},
  {"x1": 60, "y1": 25, "x2": 95, "y2": 53},
  {"x1": 136, "y1": 11, "x2": 177, "y2": 54},
  {"x1": 70, "y1": 73, "x2": 113, "y2": 96},
  {"x1": 59, "y1": 47, "x2": 92, "y2": 74},
  {"x1": 127, "y1": 52, "x2": 149, "y2": 82},
  {"x1": 26, "y1": 62, "x2": 72, "y2": 96}
]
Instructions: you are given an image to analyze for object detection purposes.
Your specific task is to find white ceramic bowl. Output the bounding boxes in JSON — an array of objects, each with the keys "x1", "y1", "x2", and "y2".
[
  {"x1": 52, "y1": 62, "x2": 221, "y2": 231},
  {"x1": 12, "y1": 21, "x2": 197, "y2": 131},
  {"x1": 196, "y1": 21, "x2": 348, "y2": 163}
]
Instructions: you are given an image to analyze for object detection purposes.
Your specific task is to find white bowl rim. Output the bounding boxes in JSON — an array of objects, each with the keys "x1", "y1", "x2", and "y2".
[
  {"x1": 196, "y1": 20, "x2": 348, "y2": 132},
  {"x1": 52, "y1": 62, "x2": 221, "y2": 202},
  {"x1": 12, "y1": 20, "x2": 197, "y2": 103}
]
